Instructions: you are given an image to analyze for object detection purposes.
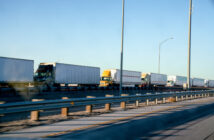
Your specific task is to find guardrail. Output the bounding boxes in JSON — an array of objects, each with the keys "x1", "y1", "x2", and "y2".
[{"x1": 0, "y1": 90, "x2": 213, "y2": 121}]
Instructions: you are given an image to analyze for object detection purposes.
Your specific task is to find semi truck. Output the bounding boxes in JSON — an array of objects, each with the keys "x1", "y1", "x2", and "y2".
[
  {"x1": 167, "y1": 75, "x2": 187, "y2": 87},
  {"x1": 34, "y1": 62, "x2": 100, "y2": 88},
  {"x1": 0, "y1": 56, "x2": 34, "y2": 87},
  {"x1": 141, "y1": 73, "x2": 167, "y2": 87},
  {"x1": 100, "y1": 69, "x2": 141, "y2": 88}
]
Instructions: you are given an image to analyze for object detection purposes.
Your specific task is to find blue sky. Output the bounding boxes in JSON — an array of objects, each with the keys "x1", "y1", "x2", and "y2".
[{"x1": 0, "y1": 0, "x2": 214, "y2": 79}]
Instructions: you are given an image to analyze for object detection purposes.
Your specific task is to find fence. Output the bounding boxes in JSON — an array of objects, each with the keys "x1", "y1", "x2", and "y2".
[{"x1": 0, "y1": 90, "x2": 213, "y2": 121}]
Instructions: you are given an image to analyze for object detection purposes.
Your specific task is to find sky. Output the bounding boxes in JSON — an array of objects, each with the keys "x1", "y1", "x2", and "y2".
[{"x1": 0, "y1": 0, "x2": 214, "y2": 79}]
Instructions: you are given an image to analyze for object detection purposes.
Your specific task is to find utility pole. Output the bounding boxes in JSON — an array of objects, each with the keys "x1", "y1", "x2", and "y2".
[
  {"x1": 120, "y1": 0, "x2": 125, "y2": 95},
  {"x1": 187, "y1": 0, "x2": 192, "y2": 89}
]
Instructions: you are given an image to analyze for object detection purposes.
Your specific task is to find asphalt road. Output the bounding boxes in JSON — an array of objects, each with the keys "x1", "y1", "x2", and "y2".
[
  {"x1": 55, "y1": 98, "x2": 214, "y2": 140},
  {"x1": 1, "y1": 97, "x2": 214, "y2": 139},
  {"x1": 142, "y1": 112, "x2": 214, "y2": 140}
]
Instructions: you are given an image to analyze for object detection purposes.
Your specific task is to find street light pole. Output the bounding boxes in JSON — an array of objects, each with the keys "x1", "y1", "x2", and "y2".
[
  {"x1": 187, "y1": 0, "x2": 192, "y2": 89},
  {"x1": 120, "y1": 0, "x2": 125, "y2": 95},
  {"x1": 158, "y1": 37, "x2": 173, "y2": 74}
]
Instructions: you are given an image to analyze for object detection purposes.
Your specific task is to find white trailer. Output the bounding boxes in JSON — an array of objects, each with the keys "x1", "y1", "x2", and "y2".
[
  {"x1": 141, "y1": 73, "x2": 167, "y2": 86},
  {"x1": 0, "y1": 56, "x2": 34, "y2": 85},
  {"x1": 34, "y1": 62, "x2": 100, "y2": 87},
  {"x1": 205, "y1": 80, "x2": 214, "y2": 88},
  {"x1": 167, "y1": 75, "x2": 187, "y2": 87},
  {"x1": 192, "y1": 78, "x2": 205, "y2": 87},
  {"x1": 111, "y1": 69, "x2": 141, "y2": 86}
]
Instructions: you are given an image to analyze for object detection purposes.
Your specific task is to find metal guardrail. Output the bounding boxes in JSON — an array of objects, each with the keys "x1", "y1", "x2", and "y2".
[{"x1": 0, "y1": 90, "x2": 213, "y2": 121}]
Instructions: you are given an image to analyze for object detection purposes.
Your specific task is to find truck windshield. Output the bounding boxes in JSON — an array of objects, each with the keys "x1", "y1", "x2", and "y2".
[
  {"x1": 101, "y1": 77, "x2": 111, "y2": 81},
  {"x1": 34, "y1": 65, "x2": 53, "y2": 81},
  {"x1": 141, "y1": 78, "x2": 147, "y2": 82},
  {"x1": 167, "y1": 81, "x2": 173, "y2": 85}
]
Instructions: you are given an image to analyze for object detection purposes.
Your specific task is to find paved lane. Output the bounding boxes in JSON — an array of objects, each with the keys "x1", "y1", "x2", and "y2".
[
  {"x1": 142, "y1": 110, "x2": 214, "y2": 140},
  {"x1": 57, "y1": 98, "x2": 214, "y2": 140}
]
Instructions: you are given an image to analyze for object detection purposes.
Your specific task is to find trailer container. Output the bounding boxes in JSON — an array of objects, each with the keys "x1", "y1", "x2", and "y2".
[
  {"x1": 192, "y1": 78, "x2": 205, "y2": 87},
  {"x1": 100, "y1": 69, "x2": 141, "y2": 87},
  {"x1": 0, "y1": 56, "x2": 34, "y2": 85},
  {"x1": 34, "y1": 63, "x2": 100, "y2": 87},
  {"x1": 141, "y1": 73, "x2": 167, "y2": 87},
  {"x1": 205, "y1": 80, "x2": 214, "y2": 88},
  {"x1": 167, "y1": 75, "x2": 187, "y2": 87}
]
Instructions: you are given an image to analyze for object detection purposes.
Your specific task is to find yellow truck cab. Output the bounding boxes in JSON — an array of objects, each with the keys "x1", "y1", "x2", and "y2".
[{"x1": 100, "y1": 70, "x2": 113, "y2": 87}]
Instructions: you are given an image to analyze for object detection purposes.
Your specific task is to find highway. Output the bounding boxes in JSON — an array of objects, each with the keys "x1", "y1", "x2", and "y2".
[{"x1": 0, "y1": 96, "x2": 214, "y2": 139}]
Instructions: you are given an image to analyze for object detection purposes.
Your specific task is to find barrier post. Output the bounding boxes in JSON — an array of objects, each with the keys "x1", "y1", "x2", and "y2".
[
  {"x1": 61, "y1": 97, "x2": 69, "y2": 117},
  {"x1": 186, "y1": 95, "x2": 188, "y2": 100},
  {"x1": 121, "y1": 94, "x2": 129, "y2": 109},
  {"x1": 155, "y1": 98, "x2": 158, "y2": 104},
  {"x1": 0, "y1": 101, "x2": 5, "y2": 117},
  {"x1": 175, "y1": 96, "x2": 178, "y2": 102},
  {"x1": 136, "y1": 100, "x2": 139, "y2": 107},
  {"x1": 30, "y1": 99, "x2": 44, "y2": 121},
  {"x1": 105, "y1": 95, "x2": 114, "y2": 111},
  {"x1": 146, "y1": 99, "x2": 149, "y2": 106},
  {"x1": 86, "y1": 96, "x2": 95, "y2": 113},
  {"x1": 162, "y1": 98, "x2": 166, "y2": 104},
  {"x1": 135, "y1": 94, "x2": 141, "y2": 107}
]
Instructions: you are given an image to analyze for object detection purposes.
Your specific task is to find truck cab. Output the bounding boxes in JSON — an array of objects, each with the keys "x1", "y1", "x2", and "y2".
[
  {"x1": 34, "y1": 64, "x2": 54, "y2": 84},
  {"x1": 141, "y1": 73, "x2": 150, "y2": 87},
  {"x1": 100, "y1": 70, "x2": 113, "y2": 87},
  {"x1": 167, "y1": 80, "x2": 174, "y2": 87}
]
